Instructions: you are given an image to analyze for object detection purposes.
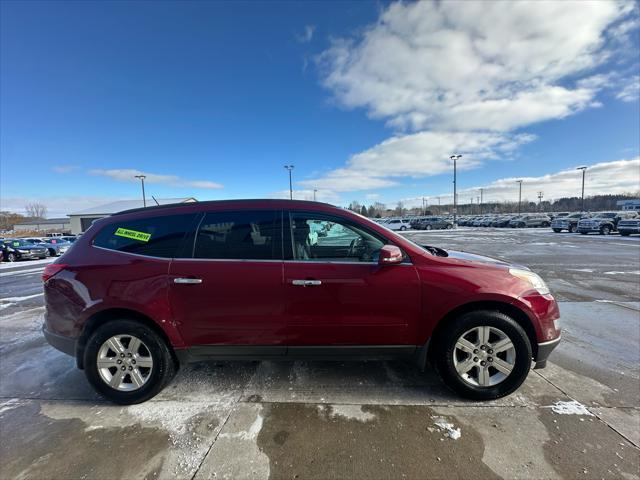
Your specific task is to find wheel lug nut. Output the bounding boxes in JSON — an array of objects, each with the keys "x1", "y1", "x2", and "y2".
[
  {"x1": 132, "y1": 360, "x2": 136, "y2": 364},
  {"x1": 117, "y1": 359, "x2": 122, "y2": 364},
  {"x1": 128, "y1": 366, "x2": 133, "y2": 371},
  {"x1": 480, "y1": 345, "x2": 486, "y2": 350},
  {"x1": 127, "y1": 353, "x2": 132, "y2": 357},
  {"x1": 473, "y1": 349, "x2": 478, "y2": 354},
  {"x1": 488, "y1": 357, "x2": 493, "y2": 362},
  {"x1": 481, "y1": 361, "x2": 486, "y2": 366},
  {"x1": 120, "y1": 353, "x2": 125, "y2": 358},
  {"x1": 488, "y1": 349, "x2": 493, "y2": 354},
  {"x1": 473, "y1": 357, "x2": 478, "y2": 362},
  {"x1": 121, "y1": 366, "x2": 126, "y2": 371}
]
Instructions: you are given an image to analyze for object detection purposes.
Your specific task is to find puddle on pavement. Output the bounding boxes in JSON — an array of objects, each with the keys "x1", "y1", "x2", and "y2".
[
  {"x1": 0, "y1": 402, "x2": 168, "y2": 479},
  {"x1": 256, "y1": 402, "x2": 498, "y2": 480}
]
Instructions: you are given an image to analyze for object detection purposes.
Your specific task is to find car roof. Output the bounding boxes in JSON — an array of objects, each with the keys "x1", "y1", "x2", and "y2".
[{"x1": 114, "y1": 199, "x2": 338, "y2": 216}]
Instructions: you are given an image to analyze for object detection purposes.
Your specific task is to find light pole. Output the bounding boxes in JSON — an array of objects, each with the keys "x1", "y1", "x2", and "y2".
[
  {"x1": 284, "y1": 165, "x2": 294, "y2": 200},
  {"x1": 480, "y1": 188, "x2": 483, "y2": 215},
  {"x1": 134, "y1": 175, "x2": 147, "y2": 207},
  {"x1": 313, "y1": 189, "x2": 317, "y2": 202},
  {"x1": 537, "y1": 191, "x2": 544, "y2": 211},
  {"x1": 450, "y1": 154, "x2": 462, "y2": 226},
  {"x1": 516, "y1": 180, "x2": 523, "y2": 214},
  {"x1": 577, "y1": 166, "x2": 587, "y2": 211}
]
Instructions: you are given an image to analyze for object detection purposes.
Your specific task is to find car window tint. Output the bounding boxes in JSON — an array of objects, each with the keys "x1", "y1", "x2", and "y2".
[
  {"x1": 194, "y1": 210, "x2": 281, "y2": 260},
  {"x1": 93, "y1": 214, "x2": 197, "y2": 258},
  {"x1": 289, "y1": 212, "x2": 385, "y2": 263}
]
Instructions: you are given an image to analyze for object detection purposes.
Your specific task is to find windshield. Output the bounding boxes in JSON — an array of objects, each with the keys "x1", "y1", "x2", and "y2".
[{"x1": 5, "y1": 239, "x2": 30, "y2": 247}]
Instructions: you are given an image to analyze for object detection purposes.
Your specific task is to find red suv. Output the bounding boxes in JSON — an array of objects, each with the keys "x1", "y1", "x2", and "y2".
[{"x1": 43, "y1": 200, "x2": 560, "y2": 404}]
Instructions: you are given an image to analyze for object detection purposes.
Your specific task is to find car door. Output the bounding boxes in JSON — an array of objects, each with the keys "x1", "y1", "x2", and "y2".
[
  {"x1": 169, "y1": 209, "x2": 287, "y2": 349},
  {"x1": 283, "y1": 211, "x2": 422, "y2": 347}
]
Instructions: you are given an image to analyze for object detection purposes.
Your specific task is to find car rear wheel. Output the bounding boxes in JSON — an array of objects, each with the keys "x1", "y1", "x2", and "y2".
[
  {"x1": 552, "y1": 228, "x2": 561, "y2": 233},
  {"x1": 446, "y1": 224, "x2": 453, "y2": 229},
  {"x1": 434, "y1": 310, "x2": 532, "y2": 400},
  {"x1": 425, "y1": 225, "x2": 432, "y2": 230},
  {"x1": 600, "y1": 226, "x2": 611, "y2": 235},
  {"x1": 45, "y1": 249, "x2": 51, "y2": 257},
  {"x1": 84, "y1": 319, "x2": 176, "y2": 404},
  {"x1": 400, "y1": 226, "x2": 407, "y2": 231},
  {"x1": 569, "y1": 225, "x2": 577, "y2": 233},
  {"x1": 6, "y1": 252, "x2": 16, "y2": 262}
]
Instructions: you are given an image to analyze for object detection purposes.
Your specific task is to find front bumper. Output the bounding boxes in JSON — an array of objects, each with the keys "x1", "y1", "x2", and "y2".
[
  {"x1": 42, "y1": 325, "x2": 76, "y2": 357},
  {"x1": 534, "y1": 336, "x2": 561, "y2": 369},
  {"x1": 618, "y1": 227, "x2": 640, "y2": 234}
]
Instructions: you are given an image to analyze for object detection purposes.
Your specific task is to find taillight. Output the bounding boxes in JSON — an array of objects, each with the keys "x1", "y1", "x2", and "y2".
[{"x1": 42, "y1": 263, "x2": 68, "y2": 282}]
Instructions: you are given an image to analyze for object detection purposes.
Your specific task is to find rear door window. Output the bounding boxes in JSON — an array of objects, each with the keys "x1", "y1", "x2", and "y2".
[
  {"x1": 93, "y1": 214, "x2": 197, "y2": 258},
  {"x1": 193, "y1": 210, "x2": 282, "y2": 260}
]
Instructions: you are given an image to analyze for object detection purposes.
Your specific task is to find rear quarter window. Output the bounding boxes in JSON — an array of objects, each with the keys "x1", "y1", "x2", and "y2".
[{"x1": 93, "y1": 214, "x2": 197, "y2": 258}]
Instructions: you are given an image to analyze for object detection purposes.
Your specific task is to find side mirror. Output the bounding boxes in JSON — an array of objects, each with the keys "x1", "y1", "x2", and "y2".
[{"x1": 378, "y1": 245, "x2": 403, "y2": 265}]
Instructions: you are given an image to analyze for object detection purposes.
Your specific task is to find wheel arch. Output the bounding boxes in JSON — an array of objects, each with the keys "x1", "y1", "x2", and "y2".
[
  {"x1": 424, "y1": 300, "x2": 538, "y2": 368},
  {"x1": 76, "y1": 308, "x2": 177, "y2": 370}
]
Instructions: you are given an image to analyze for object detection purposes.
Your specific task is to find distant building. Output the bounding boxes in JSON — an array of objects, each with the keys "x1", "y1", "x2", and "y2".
[
  {"x1": 68, "y1": 197, "x2": 197, "y2": 234},
  {"x1": 616, "y1": 199, "x2": 640, "y2": 211},
  {"x1": 14, "y1": 217, "x2": 71, "y2": 233}
]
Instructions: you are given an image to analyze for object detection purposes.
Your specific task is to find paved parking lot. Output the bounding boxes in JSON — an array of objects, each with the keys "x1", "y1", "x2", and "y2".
[{"x1": 1, "y1": 228, "x2": 638, "y2": 479}]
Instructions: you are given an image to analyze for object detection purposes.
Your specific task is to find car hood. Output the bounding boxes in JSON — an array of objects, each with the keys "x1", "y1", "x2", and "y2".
[{"x1": 445, "y1": 249, "x2": 529, "y2": 270}]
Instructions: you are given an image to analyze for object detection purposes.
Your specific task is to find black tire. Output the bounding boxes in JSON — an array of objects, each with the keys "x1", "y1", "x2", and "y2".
[
  {"x1": 620, "y1": 232, "x2": 630, "y2": 236},
  {"x1": 433, "y1": 310, "x2": 532, "y2": 401},
  {"x1": 541, "y1": 222, "x2": 550, "y2": 228},
  {"x1": 400, "y1": 226, "x2": 407, "y2": 231},
  {"x1": 7, "y1": 253, "x2": 16, "y2": 262},
  {"x1": 552, "y1": 228, "x2": 561, "y2": 233},
  {"x1": 84, "y1": 319, "x2": 176, "y2": 405},
  {"x1": 45, "y1": 249, "x2": 52, "y2": 257},
  {"x1": 569, "y1": 224, "x2": 577, "y2": 233},
  {"x1": 600, "y1": 225, "x2": 611, "y2": 235},
  {"x1": 425, "y1": 225, "x2": 432, "y2": 230},
  {"x1": 446, "y1": 224, "x2": 453, "y2": 229},
  {"x1": 580, "y1": 231, "x2": 587, "y2": 235}
]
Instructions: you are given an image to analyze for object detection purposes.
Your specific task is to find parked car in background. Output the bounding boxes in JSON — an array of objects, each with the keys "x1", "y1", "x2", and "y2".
[
  {"x1": 42, "y1": 199, "x2": 560, "y2": 404},
  {"x1": 617, "y1": 218, "x2": 640, "y2": 236},
  {"x1": 551, "y1": 213, "x2": 588, "y2": 233},
  {"x1": 416, "y1": 217, "x2": 453, "y2": 230},
  {"x1": 2, "y1": 239, "x2": 49, "y2": 261},
  {"x1": 60, "y1": 235, "x2": 78, "y2": 243},
  {"x1": 492, "y1": 216, "x2": 517, "y2": 228},
  {"x1": 384, "y1": 218, "x2": 412, "y2": 231},
  {"x1": 549, "y1": 212, "x2": 570, "y2": 220},
  {"x1": 578, "y1": 211, "x2": 638, "y2": 235},
  {"x1": 509, "y1": 215, "x2": 551, "y2": 228},
  {"x1": 22, "y1": 237, "x2": 73, "y2": 257}
]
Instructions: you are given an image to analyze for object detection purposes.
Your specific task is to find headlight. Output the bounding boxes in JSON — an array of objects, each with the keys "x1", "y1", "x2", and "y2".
[{"x1": 509, "y1": 268, "x2": 550, "y2": 295}]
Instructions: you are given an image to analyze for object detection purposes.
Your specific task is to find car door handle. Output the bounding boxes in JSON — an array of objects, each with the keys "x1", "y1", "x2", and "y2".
[
  {"x1": 174, "y1": 277, "x2": 203, "y2": 284},
  {"x1": 291, "y1": 279, "x2": 322, "y2": 286}
]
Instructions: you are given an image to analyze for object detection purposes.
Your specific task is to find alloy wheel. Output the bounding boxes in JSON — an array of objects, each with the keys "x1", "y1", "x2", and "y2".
[
  {"x1": 97, "y1": 335, "x2": 153, "y2": 391},
  {"x1": 453, "y1": 326, "x2": 516, "y2": 387}
]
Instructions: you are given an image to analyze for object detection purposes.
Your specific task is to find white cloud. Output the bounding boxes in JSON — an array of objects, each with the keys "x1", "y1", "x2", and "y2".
[
  {"x1": 317, "y1": 1, "x2": 633, "y2": 132},
  {"x1": 89, "y1": 169, "x2": 223, "y2": 189},
  {"x1": 616, "y1": 75, "x2": 640, "y2": 102},
  {"x1": 401, "y1": 158, "x2": 640, "y2": 207},
  {"x1": 296, "y1": 25, "x2": 316, "y2": 43},
  {"x1": 299, "y1": 130, "x2": 534, "y2": 191}
]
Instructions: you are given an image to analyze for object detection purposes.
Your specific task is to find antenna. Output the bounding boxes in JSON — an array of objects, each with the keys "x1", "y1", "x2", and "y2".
[{"x1": 151, "y1": 195, "x2": 160, "y2": 206}]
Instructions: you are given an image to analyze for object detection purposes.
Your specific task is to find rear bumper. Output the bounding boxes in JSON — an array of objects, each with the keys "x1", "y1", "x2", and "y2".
[
  {"x1": 534, "y1": 336, "x2": 561, "y2": 369},
  {"x1": 42, "y1": 325, "x2": 76, "y2": 357}
]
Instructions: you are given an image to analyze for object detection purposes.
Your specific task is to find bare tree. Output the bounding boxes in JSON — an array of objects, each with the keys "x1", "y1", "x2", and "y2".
[{"x1": 25, "y1": 202, "x2": 47, "y2": 218}]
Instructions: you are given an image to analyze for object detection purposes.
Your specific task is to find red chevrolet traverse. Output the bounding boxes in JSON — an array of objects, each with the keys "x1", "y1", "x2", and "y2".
[{"x1": 42, "y1": 200, "x2": 560, "y2": 404}]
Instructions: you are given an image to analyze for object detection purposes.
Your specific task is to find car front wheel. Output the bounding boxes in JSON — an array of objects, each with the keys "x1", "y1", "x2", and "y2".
[
  {"x1": 425, "y1": 225, "x2": 432, "y2": 230},
  {"x1": 434, "y1": 310, "x2": 532, "y2": 400},
  {"x1": 600, "y1": 226, "x2": 611, "y2": 235},
  {"x1": 552, "y1": 228, "x2": 561, "y2": 233},
  {"x1": 6, "y1": 253, "x2": 16, "y2": 262},
  {"x1": 84, "y1": 319, "x2": 177, "y2": 404},
  {"x1": 569, "y1": 225, "x2": 577, "y2": 233}
]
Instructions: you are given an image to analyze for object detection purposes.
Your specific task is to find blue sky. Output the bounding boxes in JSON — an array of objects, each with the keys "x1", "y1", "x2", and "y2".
[{"x1": 1, "y1": 1, "x2": 639, "y2": 217}]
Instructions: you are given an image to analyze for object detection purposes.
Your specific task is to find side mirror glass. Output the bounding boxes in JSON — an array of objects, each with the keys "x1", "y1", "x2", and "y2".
[{"x1": 378, "y1": 245, "x2": 403, "y2": 265}]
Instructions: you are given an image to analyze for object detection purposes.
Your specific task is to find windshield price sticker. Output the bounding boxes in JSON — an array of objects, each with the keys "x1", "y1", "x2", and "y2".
[{"x1": 115, "y1": 228, "x2": 151, "y2": 243}]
